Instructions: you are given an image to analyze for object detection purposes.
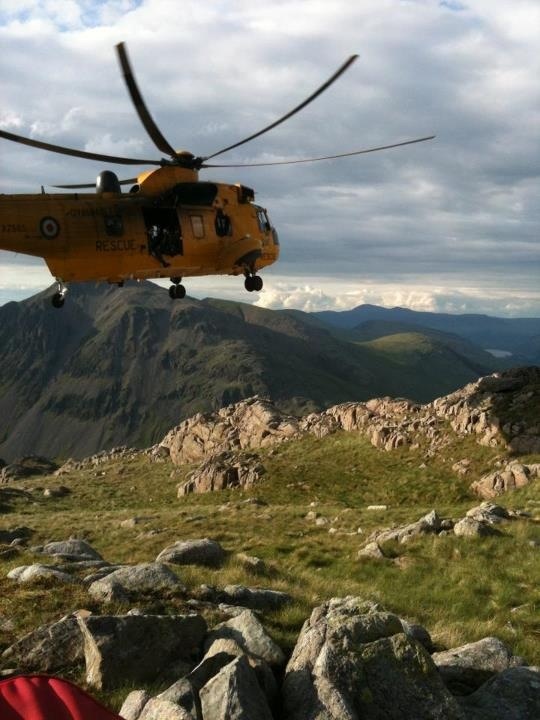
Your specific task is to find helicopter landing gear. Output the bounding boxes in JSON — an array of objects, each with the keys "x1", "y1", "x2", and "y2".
[
  {"x1": 51, "y1": 281, "x2": 67, "y2": 309},
  {"x1": 244, "y1": 273, "x2": 263, "y2": 292},
  {"x1": 169, "y1": 277, "x2": 186, "y2": 300}
]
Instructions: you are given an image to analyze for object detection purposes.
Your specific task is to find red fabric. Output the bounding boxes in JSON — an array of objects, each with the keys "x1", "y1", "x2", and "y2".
[{"x1": 0, "y1": 675, "x2": 123, "y2": 720}]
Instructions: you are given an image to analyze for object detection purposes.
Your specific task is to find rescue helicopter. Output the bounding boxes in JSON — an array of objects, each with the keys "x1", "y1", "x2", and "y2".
[{"x1": 0, "y1": 43, "x2": 434, "y2": 308}]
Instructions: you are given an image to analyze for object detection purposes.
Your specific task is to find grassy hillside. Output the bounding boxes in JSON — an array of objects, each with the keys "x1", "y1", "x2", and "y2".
[{"x1": 1, "y1": 428, "x2": 538, "y2": 710}]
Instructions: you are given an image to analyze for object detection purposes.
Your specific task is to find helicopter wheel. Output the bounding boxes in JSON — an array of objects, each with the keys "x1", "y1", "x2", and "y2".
[
  {"x1": 244, "y1": 275, "x2": 263, "y2": 292},
  {"x1": 51, "y1": 292, "x2": 65, "y2": 309},
  {"x1": 169, "y1": 283, "x2": 186, "y2": 299}
]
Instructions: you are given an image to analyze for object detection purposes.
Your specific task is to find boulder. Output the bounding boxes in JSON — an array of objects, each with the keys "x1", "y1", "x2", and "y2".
[
  {"x1": 78, "y1": 614, "x2": 207, "y2": 690},
  {"x1": 282, "y1": 596, "x2": 464, "y2": 720},
  {"x1": 7, "y1": 564, "x2": 79, "y2": 585},
  {"x1": 459, "y1": 665, "x2": 540, "y2": 719},
  {"x1": 369, "y1": 510, "x2": 442, "y2": 545},
  {"x1": 432, "y1": 636, "x2": 526, "y2": 693},
  {"x1": 199, "y1": 655, "x2": 273, "y2": 720},
  {"x1": 453, "y1": 518, "x2": 502, "y2": 538},
  {"x1": 119, "y1": 690, "x2": 151, "y2": 720},
  {"x1": 156, "y1": 538, "x2": 226, "y2": 567},
  {"x1": 1, "y1": 615, "x2": 84, "y2": 672},
  {"x1": 37, "y1": 539, "x2": 104, "y2": 562},
  {"x1": 220, "y1": 584, "x2": 291, "y2": 611},
  {"x1": 0, "y1": 455, "x2": 57, "y2": 481},
  {"x1": 205, "y1": 609, "x2": 285, "y2": 667},
  {"x1": 178, "y1": 452, "x2": 265, "y2": 496},
  {"x1": 471, "y1": 463, "x2": 539, "y2": 499},
  {"x1": 87, "y1": 562, "x2": 184, "y2": 603}
]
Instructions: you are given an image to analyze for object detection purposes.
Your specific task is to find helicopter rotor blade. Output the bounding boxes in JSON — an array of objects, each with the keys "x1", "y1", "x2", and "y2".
[
  {"x1": 116, "y1": 42, "x2": 179, "y2": 159},
  {"x1": 51, "y1": 177, "x2": 139, "y2": 189},
  {"x1": 0, "y1": 129, "x2": 161, "y2": 166},
  {"x1": 202, "y1": 135, "x2": 436, "y2": 168},
  {"x1": 203, "y1": 55, "x2": 359, "y2": 162}
]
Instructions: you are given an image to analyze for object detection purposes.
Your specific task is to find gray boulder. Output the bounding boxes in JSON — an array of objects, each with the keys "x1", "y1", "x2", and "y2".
[
  {"x1": 78, "y1": 614, "x2": 207, "y2": 690},
  {"x1": 205, "y1": 609, "x2": 285, "y2": 667},
  {"x1": 156, "y1": 538, "x2": 226, "y2": 567},
  {"x1": 369, "y1": 510, "x2": 442, "y2": 545},
  {"x1": 220, "y1": 584, "x2": 291, "y2": 611},
  {"x1": 432, "y1": 636, "x2": 526, "y2": 693},
  {"x1": 7, "y1": 564, "x2": 78, "y2": 585},
  {"x1": 453, "y1": 518, "x2": 502, "y2": 537},
  {"x1": 282, "y1": 596, "x2": 465, "y2": 720},
  {"x1": 199, "y1": 655, "x2": 273, "y2": 720},
  {"x1": 87, "y1": 562, "x2": 184, "y2": 603},
  {"x1": 1, "y1": 615, "x2": 84, "y2": 672},
  {"x1": 119, "y1": 690, "x2": 151, "y2": 720},
  {"x1": 460, "y1": 666, "x2": 540, "y2": 719},
  {"x1": 38, "y1": 539, "x2": 103, "y2": 562}
]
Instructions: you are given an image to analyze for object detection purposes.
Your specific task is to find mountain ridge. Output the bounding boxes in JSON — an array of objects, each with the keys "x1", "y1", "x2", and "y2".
[{"x1": 0, "y1": 283, "x2": 531, "y2": 461}]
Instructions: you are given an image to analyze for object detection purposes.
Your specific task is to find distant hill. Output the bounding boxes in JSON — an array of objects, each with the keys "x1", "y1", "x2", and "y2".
[
  {"x1": 314, "y1": 304, "x2": 540, "y2": 360},
  {"x1": 0, "y1": 283, "x2": 508, "y2": 461}
]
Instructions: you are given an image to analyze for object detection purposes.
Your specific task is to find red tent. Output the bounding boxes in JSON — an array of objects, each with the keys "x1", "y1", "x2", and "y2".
[{"x1": 0, "y1": 675, "x2": 123, "y2": 720}]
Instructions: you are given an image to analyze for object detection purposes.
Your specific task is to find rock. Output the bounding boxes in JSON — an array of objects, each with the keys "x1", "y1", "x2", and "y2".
[
  {"x1": 87, "y1": 562, "x2": 184, "y2": 603},
  {"x1": 1, "y1": 615, "x2": 84, "y2": 672},
  {"x1": 465, "y1": 502, "x2": 512, "y2": 524},
  {"x1": 203, "y1": 639, "x2": 278, "y2": 704},
  {"x1": 282, "y1": 596, "x2": 464, "y2": 720},
  {"x1": 161, "y1": 397, "x2": 300, "y2": 465},
  {"x1": 236, "y1": 553, "x2": 268, "y2": 575},
  {"x1": 178, "y1": 451, "x2": 265, "y2": 496},
  {"x1": 205, "y1": 609, "x2": 285, "y2": 667},
  {"x1": 453, "y1": 518, "x2": 502, "y2": 537},
  {"x1": 370, "y1": 510, "x2": 442, "y2": 545},
  {"x1": 138, "y1": 697, "x2": 195, "y2": 720},
  {"x1": 400, "y1": 620, "x2": 435, "y2": 653},
  {"x1": 459, "y1": 665, "x2": 540, "y2": 719},
  {"x1": 78, "y1": 614, "x2": 207, "y2": 690},
  {"x1": 43, "y1": 485, "x2": 71, "y2": 498},
  {"x1": 156, "y1": 538, "x2": 226, "y2": 567},
  {"x1": 220, "y1": 585, "x2": 291, "y2": 611},
  {"x1": 7, "y1": 564, "x2": 79, "y2": 585},
  {"x1": 37, "y1": 539, "x2": 104, "y2": 562},
  {"x1": 432, "y1": 636, "x2": 526, "y2": 693},
  {"x1": 0, "y1": 527, "x2": 32, "y2": 544},
  {"x1": 357, "y1": 542, "x2": 386, "y2": 560},
  {"x1": 0, "y1": 455, "x2": 57, "y2": 482},
  {"x1": 199, "y1": 655, "x2": 273, "y2": 720},
  {"x1": 119, "y1": 690, "x2": 151, "y2": 720},
  {"x1": 471, "y1": 463, "x2": 539, "y2": 499}
]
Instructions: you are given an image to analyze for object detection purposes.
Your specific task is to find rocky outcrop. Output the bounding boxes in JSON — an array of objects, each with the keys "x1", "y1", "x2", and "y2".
[
  {"x1": 0, "y1": 455, "x2": 58, "y2": 482},
  {"x1": 158, "y1": 368, "x2": 539, "y2": 500},
  {"x1": 178, "y1": 452, "x2": 265, "y2": 496},
  {"x1": 161, "y1": 397, "x2": 301, "y2": 465},
  {"x1": 471, "y1": 462, "x2": 540, "y2": 499},
  {"x1": 156, "y1": 539, "x2": 226, "y2": 567}
]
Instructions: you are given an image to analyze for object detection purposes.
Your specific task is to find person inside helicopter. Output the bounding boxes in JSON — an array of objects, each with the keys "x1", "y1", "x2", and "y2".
[{"x1": 147, "y1": 224, "x2": 170, "y2": 267}]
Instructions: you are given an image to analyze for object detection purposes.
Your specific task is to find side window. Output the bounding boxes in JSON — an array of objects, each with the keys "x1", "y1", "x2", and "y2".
[
  {"x1": 190, "y1": 214, "x2": 205, "y2": 238},
  {"x1": 104, "y1": 214, "x2": 123, "y2": 236}
]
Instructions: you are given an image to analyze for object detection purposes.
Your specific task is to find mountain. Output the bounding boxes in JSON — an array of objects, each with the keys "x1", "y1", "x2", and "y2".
[
  {"x1": 314, "y1": 304, "x2": 540, "y2": 359},
  {"x1": 0, "y1": 283, "x2": 507, "y2": 461}
]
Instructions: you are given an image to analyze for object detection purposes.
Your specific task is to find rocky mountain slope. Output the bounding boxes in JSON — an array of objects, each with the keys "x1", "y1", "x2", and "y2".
[
  {"x1": 0, "y1": 368, "x2": 539, "y2": 718},
  {"x1": 0, "y1": 283, "x2": 510, "y2": 461}
]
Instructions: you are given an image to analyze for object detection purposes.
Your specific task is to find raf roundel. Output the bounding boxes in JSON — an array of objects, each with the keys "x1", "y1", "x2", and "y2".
[{"x1": 40, "y1": 216, "x2": 60, "y2": 239}]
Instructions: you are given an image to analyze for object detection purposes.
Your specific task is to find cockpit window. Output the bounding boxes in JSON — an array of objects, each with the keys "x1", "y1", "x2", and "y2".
[{"x1": 256, "y1": 208, "x2": 271, "y2": 232}]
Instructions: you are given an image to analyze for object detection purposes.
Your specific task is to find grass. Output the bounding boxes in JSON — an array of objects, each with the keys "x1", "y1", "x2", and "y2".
[{"x1": 0, "y1": 430, "x2": 539, "y2": 711}]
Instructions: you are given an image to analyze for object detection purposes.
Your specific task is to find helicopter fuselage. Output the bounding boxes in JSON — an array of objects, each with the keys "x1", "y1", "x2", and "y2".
[{"x1": 0, "y1": 166, "x2": 279, "y2": 286}]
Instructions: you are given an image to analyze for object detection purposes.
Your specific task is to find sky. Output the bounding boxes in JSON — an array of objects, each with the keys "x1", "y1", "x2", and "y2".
[{"x1": 1, "y1": 0, "x2": 539, "y2": 316}]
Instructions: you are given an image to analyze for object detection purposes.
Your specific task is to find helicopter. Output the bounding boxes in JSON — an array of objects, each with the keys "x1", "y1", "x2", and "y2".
[{"x1": 0, "y1": 43, "x2": 434, "y2": 308}]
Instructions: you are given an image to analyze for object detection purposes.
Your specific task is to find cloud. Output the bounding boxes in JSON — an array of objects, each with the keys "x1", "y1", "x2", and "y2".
[{"x1": 0, "y1": 0, "x2": 538, "y2": 317}]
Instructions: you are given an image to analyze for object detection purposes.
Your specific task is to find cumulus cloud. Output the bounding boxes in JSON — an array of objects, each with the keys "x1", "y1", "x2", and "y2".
[{"x1": 0, "y1": 0, "x2": 538, "y2": 316}]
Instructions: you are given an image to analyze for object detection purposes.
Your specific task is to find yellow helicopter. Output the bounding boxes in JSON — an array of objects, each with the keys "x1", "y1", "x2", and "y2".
[{"x1": 0, "y1": 43, "x2": 434, "y2": 308}]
